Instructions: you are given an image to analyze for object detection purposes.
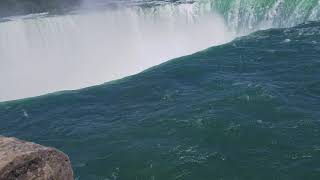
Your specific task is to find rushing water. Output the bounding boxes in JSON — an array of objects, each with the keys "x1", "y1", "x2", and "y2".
[
  {"x1": 0, "y1": 3, "x2": 233, "y2": 101},
  {"x1": 1, "y1": 0, "x2": 320, "y2": 179},
  {"x1": 2, "y1": 0, "x2": 320, "y2": 101}
]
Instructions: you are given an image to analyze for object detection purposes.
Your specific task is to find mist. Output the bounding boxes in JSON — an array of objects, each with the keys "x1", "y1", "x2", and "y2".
[
  {"x1": 0, "y1": 3, "x2": 235, "y2": 102},
  {"x1": 0, "y1": 0, "x2": 80, "y2": 17}
]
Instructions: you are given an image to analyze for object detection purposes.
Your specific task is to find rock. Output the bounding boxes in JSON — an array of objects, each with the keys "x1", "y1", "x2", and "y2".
[{"x1": 0, "y1": 136, "x2": 73, "y2": 180}]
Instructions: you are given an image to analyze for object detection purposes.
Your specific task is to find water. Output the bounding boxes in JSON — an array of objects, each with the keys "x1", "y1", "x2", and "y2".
[
  {"x1": 0, "y1": 3, "x2": 233, "y2": 101},
  {"x1": 2, "y1": 0, "x2": 320, "y2": 101},
  {"x1": 1, "y1": 0, "x2": 320, "y2": 179}
]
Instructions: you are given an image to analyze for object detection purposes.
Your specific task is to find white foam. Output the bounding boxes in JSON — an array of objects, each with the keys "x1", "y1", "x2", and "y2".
[{"x1": 0, "y1": 4, "x2": 234, "y2": 101}]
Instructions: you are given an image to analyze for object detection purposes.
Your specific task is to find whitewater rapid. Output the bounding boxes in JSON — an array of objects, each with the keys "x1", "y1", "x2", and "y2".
[{"x1": 0, "y1": 4, "x2": 233, "y2": 101}]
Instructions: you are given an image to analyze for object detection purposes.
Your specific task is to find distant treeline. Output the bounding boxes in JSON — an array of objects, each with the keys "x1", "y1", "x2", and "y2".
[{"x1": 0, "y1": 0, "x2": 81, "y2": 17}]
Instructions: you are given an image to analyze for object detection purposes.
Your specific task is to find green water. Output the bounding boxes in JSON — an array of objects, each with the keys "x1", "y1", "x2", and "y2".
[
  {"x1": 199, "y1": 0, "x2": 320, "y2": 32},
  {"x1": 1, "y1": 21, "x2": 320, "y2": 179}
]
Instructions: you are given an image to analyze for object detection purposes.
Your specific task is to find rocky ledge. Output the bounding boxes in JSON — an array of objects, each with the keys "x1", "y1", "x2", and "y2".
[{"x1": 0, "y1": 136, "x2": 73, "y2": 180}]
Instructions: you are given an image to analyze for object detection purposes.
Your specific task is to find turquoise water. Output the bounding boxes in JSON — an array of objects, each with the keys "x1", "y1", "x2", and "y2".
[{"x1": 1, "y1": 21, "x2": 320, "y2": 179}]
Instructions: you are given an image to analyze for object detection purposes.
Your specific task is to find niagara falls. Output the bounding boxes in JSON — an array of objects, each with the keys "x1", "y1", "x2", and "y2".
[{"x1": 0, "y1": 0, "x2": 320, "y2": 179}]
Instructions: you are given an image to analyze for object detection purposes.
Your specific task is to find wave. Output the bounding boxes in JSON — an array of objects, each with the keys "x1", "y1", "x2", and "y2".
[{"x1": 1, "y1": 0, "x2": 320, "y2": 101}]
